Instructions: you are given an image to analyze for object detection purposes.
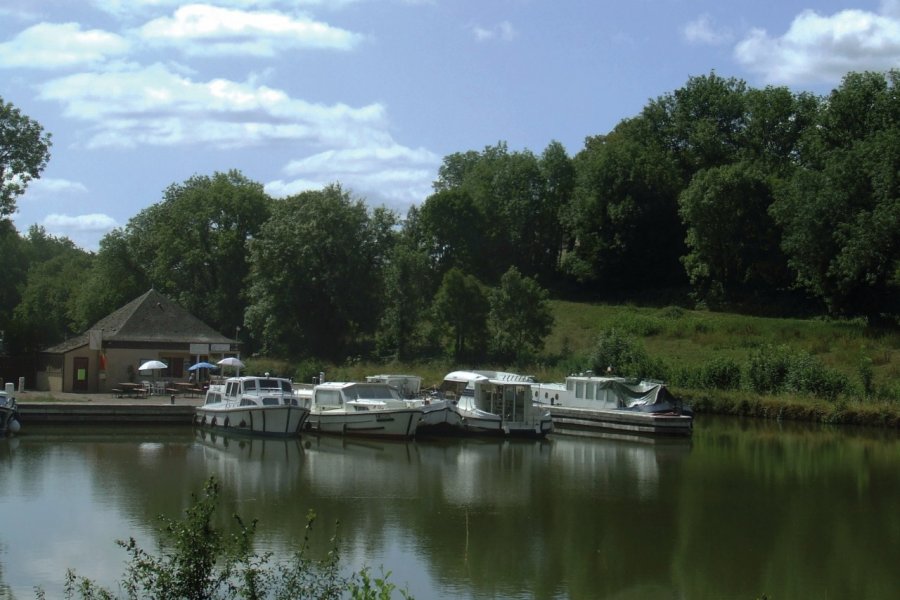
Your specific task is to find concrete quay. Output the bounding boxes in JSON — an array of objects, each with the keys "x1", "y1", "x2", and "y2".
[{"x1": 14, "y1": 390, "x2": 203, "y2": 426}]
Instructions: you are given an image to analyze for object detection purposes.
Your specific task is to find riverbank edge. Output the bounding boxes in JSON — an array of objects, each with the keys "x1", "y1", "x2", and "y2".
[{"x1": 680, "y1": 388, "x2": 900, "y2": 428}]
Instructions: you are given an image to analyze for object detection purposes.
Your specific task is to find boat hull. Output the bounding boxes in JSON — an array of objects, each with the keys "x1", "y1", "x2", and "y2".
[
  {"x1": 1, "y1": 406, "x2": 21, "y2": 436},
  {"x1": 195, "y1": 405, "x2": 309, "y2": 437},
  {"x1": 306, "y1": 408, "x2": 421, "y2": 439}
]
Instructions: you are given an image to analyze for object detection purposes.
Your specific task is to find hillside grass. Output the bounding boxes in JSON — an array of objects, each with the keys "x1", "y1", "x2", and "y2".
[{"x1": 247, "y1": 300, "x2": 900, "y2": 427}]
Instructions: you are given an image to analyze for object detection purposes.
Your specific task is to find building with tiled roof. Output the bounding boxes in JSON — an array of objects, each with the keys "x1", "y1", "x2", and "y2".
[{"x1": 38, "y1": 289, "x2": 238, "y2": 393}]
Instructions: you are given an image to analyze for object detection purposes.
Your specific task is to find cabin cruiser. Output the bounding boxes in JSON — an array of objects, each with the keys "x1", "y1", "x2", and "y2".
[
  {"x1": 438, "y1": 370, "x2": 553, "y2": 437},
  {"x1": 303, "y1": 380, "x2": 423, "y2": 439},
  {"x1": 195, "y1": 375, "x2": 310, "y2": 437},
  {"x1": 365, "y1": 373, "x2": 456, "y2": 434},
  {"x1": 1, "y1": 383, "x2": 21, "y2": 436}
]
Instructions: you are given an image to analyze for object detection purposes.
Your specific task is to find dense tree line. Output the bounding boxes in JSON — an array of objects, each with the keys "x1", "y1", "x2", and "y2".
[{"x1": 1, "y1": 71, "x2": 898, "y2": 364}]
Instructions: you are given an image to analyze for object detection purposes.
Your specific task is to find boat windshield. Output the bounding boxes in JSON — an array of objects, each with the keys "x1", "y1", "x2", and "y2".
[
  {"x1": 258, "y1": 379, "x2": 292, "y2": 393},
  {"x1": 347, "y1": 385, "x2": 398, "y2": 401}
]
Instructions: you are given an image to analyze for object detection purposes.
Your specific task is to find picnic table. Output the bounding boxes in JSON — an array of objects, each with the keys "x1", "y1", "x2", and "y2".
[
  {"x1": 112, "y1": 382, "x2": 149, "y2": 399},
  {"x1": 171, "y1": 382, "x2": 204, "y2": 398}
]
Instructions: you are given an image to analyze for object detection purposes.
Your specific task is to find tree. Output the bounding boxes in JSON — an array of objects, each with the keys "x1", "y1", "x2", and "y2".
[
  {"x1": 563, "y1": 119, "x2": 684, "y2": 288},
  {"x1": 72, "y1": 229, "x2": 150, "y2": 331},
  {"x1": 678, "y1": 162, "x2": 788, "y2": 304},
  {"x1": 122, "y1": 170, "x2": 272, "y2": 342},
  {"x1": 245, "y1": 185, "x2": 395, "y2": 360},
  {"x1": 487, "y1": 267, "x2": 554, "y2": 362},
  {"x1": 1, "y1": 96, "x2": 51, "y2": 217},
  {"x1": 431, "y1": 268, "x2": 488, "y2": 362},
  {"x1": 771, "y1": 71, "x2": 900, "y2": 319},
  {"x1": 376, "y1": 242, "x2": 435, "y2": 360},
  {"x1": 9, "y1": 227, "x2": 92, "y2": 352}
]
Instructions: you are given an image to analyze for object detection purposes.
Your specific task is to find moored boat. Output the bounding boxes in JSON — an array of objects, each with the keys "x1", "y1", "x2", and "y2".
[
  {"x1": 195, "y1": 375, "x2": 310, "y2": 437},
  {"x1": 366, "y1": 373, "x2": 457, "y2": 434},
  {"x1": 1, "y1": 383, "x2": 21, "y2": 437},
  {"x1": 532, "y1": 373, "x2": 692, "y2": 436},
  {"x1": 438, "y1": 370, "x2": 553, "y2": 438},
  {"x1": 304, "y1": 381, "x2": 423, "y2": 439}
]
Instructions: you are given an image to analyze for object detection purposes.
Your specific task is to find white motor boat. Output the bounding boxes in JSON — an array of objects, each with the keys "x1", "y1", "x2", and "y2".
[
  {"x1": 439, "y1": 370, "x2": 553, "y2": 438},
  {"x1": 195, "y1": 375, "x2": 310, "y2": 437},
  {"x1": 304, "y1": 381, "x2": 423, "y2": 439},
  {"x1": 1, "y1": 384, "x2": 21, "y2": 436},
  {"x1": 365, "y1": 373, "x2": 457, "y2": 434}
]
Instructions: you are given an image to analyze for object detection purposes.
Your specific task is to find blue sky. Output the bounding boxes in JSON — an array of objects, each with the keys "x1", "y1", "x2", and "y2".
[{"x1": 2, "y1": 0, "x2": 898, "y2": 249}]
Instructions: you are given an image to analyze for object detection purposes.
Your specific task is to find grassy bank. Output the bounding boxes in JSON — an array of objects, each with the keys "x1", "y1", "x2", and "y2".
[{"x1": 247, "y1": 300, "x2": 900, "y2": 429}]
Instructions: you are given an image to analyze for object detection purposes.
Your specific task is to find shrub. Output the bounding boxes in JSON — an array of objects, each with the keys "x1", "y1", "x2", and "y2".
[
  {"x1": 745, "y1": 344, "x2": 792, "y2": 394},
  {"x1": 589, "y1": 328, "x2": 665, "y2": 380},
  {"x1": 699, "y1": 357, "x2": 742, "y2": 390},
  {"x1": 745, "y1": 344, "x2": 846, "y2": 401}
]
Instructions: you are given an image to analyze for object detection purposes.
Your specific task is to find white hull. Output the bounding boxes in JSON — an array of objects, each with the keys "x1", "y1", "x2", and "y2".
[
  {"x1": 306, "y1": 407, "x2": 421, "y2": 439},
  {"x1": 195, "y1": 404, "x2": 308, "y2": 437},
  {"x1": 454, "y1": 405, "x2": 553, "y2": 437},
  {"x1": 1, "y1": 406, "x2": 21, "y2": 436}
]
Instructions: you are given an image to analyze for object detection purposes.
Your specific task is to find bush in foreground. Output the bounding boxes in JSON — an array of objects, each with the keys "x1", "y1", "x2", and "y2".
[{"x1": 36, "y1": 477, "x2": 411, "y2": 600}]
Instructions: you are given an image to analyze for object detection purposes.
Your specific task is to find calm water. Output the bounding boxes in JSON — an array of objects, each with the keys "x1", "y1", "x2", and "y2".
[{"x1": 1, "y1": 418, "x2": 899, "y2": 599}]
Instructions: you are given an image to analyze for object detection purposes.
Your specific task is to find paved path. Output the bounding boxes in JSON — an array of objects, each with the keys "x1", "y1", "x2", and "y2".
[{"x1": 14, "y1": 389, "x2": 205, "y2": 407}]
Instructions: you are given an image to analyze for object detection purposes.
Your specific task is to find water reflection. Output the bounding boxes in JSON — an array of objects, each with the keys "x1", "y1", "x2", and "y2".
[{"x1": 2, "y1": 421, "x2": 899, "y2": 599}]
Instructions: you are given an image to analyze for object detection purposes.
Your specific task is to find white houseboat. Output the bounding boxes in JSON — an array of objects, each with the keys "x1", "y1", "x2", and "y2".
[
  {"x1": 532, "y1": 373, "x2": 692, "y2": 436},
  {"x1": 438, "y1": 370, "x2": 553, "y2": 438}
]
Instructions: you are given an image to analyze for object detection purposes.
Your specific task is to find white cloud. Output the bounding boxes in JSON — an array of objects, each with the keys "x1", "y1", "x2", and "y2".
[
  {"x1": 43, "y1": 213, "x2": 119, "y2": 232},
  {"x1": 37, "y1": 62, "x2": 390, "y2": 150},
  {"x1": 91, "y1": 0, "x2": 367, "y2": 17},
  {"x1": 22, "y1": 178, "x2": 90, "y2": 199},
  {"x1": 270, "y1": 144, "x2": 440, "y2": 209},
  {"x1": 0, "y1": 22, "x2": 130, "y2": 69},
  {"x1": 735, "y1": 8, "x2": 900, "y2": 84},
  {"x1": 683, "y1": 14, "x2": 732, "y2": 45},
  {"x1": 472, "y1": 21, "x2": 517, "y2": 42},
  {"x1": 137, "y1": 4, "x2": 364, "y2": 57}
]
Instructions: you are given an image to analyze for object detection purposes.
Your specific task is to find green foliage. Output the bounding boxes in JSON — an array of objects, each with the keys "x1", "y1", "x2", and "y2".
[
  {"x1": 487, "y1": 267, "x2": 554, "y2": 363},
  {"x1": 8, "y1": 227, "x2": 92, "y2": 352},
  {"x1": 431, "y1": 268, "x2": 488, "y2": 362},
  {"x1": 746, "y1": 344, "x2": 846, "y2": 400},
  {"x1": 564, "y1": 119, "x2": 684, "y2": 287},
  {"x1": 770, "y1": 71, "x2": 900, "y2": 320},
  {"x1": 245, "y1": 184, "x2": 395, "y2": 360},
  {"x1": 422, "y1": 141, "x2": 572, "y2": 285},
  {"x1": 588, "y1": 328, "x2": 663, "y2": 380},
  {"x1": 0, "y1": 96, "x2": 52, "y2": 217},
  {"x1": 678, "y1": 161, "x2": 788, "y2": 304},
  {"x1": 698, "y1": 357, "x2": 742, "y2": 390},
  {"x1": 47, "y1": 477, "x2": 411, "y2": 600},
  {"x1": 376, "y1": 243, "x2": 435, "y2": 360},
  {"x1": 127, "y1": 170, "x2": 272, "y2": 344}
]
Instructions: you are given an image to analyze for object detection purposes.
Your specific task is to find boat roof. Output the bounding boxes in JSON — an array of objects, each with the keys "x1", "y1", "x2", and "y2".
[{"x1": 443, "y1": 370, "x2": 534, "y2": 384}]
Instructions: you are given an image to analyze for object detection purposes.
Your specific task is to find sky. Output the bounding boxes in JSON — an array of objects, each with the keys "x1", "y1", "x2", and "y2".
[{"x1": 2, "y1": 0, "x2": 900, "y2": 250}]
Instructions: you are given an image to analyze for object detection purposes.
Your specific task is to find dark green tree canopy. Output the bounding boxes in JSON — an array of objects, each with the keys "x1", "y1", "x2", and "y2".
[{"x1": 245, "y1": 184, "x2": 395, "y2": 360}]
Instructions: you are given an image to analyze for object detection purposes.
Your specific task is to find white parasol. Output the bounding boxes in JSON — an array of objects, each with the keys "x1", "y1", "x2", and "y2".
[{"x1": 217, "y1": 357, "x2": 245, "y2": 376}]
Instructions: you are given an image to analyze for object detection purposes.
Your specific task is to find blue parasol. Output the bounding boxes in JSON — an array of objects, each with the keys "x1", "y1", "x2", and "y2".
[{"x1": 188, "y1": 362, "x2": 217, "y2": 371}]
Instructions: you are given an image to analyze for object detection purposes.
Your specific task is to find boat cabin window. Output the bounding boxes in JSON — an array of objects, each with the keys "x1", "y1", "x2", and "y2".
[
  {"x1": 575, "y1": 381, "x2": 585, "y2": 399},
  {"x1": 226, "y1": 382, "x2": 239, "y2": 397},
  {"x1": 259, "y1": 379, "x2": 291, "y2": 392},
  {"x1": 262, "y1": 397, "x2": 280, "y2": 406},
  {"x1": 316, "y1": 389, "x2": 342, "y2": 406},
  {"x1": 347, "y1": 384, "x2": 397, "y2": 401},
  {"x1": 205, "y1": 392, "x2": 222, "y2": 405}
]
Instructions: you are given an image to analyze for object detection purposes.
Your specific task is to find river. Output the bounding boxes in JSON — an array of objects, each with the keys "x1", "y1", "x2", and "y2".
[{"x1": 1, "y1": 418, "x2": 899, "y2": 599}]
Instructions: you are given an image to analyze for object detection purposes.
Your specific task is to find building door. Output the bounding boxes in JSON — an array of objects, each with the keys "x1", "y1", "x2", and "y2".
[{"x1": 73, "y1": 357, "x2": 89, "y2": 392}]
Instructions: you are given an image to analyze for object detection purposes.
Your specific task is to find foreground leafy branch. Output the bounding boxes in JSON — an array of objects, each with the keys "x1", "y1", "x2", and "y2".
[{"x1": 36, "y1": 477, "x2": 411, "y2": 600}]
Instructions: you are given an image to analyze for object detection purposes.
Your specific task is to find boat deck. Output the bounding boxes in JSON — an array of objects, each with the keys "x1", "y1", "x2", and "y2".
[{"x1": 547, "y1": 405, "x2": 693, "y2": 437}]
